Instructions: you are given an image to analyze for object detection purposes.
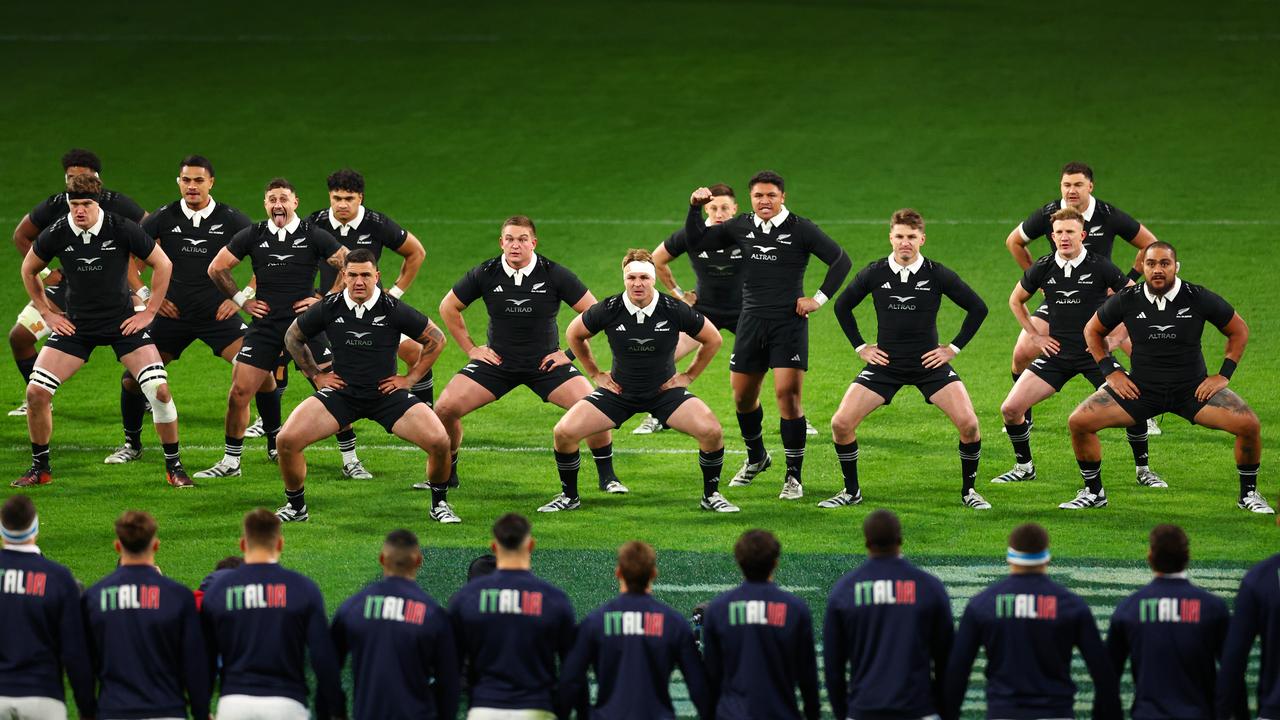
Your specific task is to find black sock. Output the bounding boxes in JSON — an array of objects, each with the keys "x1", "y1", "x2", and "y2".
[
  {"x1": 1238, "y1": 463, "x2": 1260, "y2": 499},
  {"x1": 1012, "y1": 373, "x2": 1033, "y2": 425},
  {"x1": 448, "y1": 452, "x2": 459, "y2": 488},
  {"x1": 430, "y1": 485, "x2": 449, "y2": 507},
  {"x1": 959, "y1": 440, "x2": 981, "y2": 494},
  {"x1": 592, "y1": 443, "x2": 617, "y2": 486},
  {"x1": 554, "y1": 450, "x2": 580, "y2": 499},
  {"x1": 1078, "y1": 459, "x2": 1103, "y2": 494},
  {"x1": 699, "y1": 448, "x2": 724, "y2": 497},
  {"x1": 121, "y1": 384, "x2": 146, "y2": 450},
  {"x1": 1126, "y1": 424, "x2": 1149, "y2": 467},
  {"x1": 31, "y1": 443, "x2": 50, "y2": 471},
  {"x1": 835, "y1": 441, "x2": 859, "y2": 495},
  {"x1": 162, "y1": 442, "x2": 181, "y2": 469},
  {"x1": 737, "y1": 406, "x2": 767, "y2": 464},
  {"x1": 255, "y1": 390, "x2": 282, "y2": 432},
  {"x1": 780, "y1": 417, "x2": 807, "y2": 481},
  {"x1": 16, "y1": 356, "x2": 35, "y2": 384},
  {"x1": 1005, "y1": 421, "x2": 1033, "y2": 465},
  {"x1": 412, "y1": 370, "x2": 434, "y2": 407},
  {"x1": 285, "y1": 486, "x2": 306, "y2": 511}
]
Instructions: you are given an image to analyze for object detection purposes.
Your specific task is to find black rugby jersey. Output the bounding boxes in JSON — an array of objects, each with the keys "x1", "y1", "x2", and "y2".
[
  {"x1": 142, "y1": 199, "x2": 253, "y2": 317},
  {"x1": 29, "y1": 189, "x2": 144, "y2": 230},
  {"x1": 451, "y1": 254, "x2": 589, "y2": 369},
  {"x1": 684, "y1": 205, "x2": 850, "y2": 320},
  {"x1": 1019, "y1": 197, "x2": 1141, "y2": 261},
  {"x1": 663, "y1": 226, "x2": 745, "y2": 316},
  {"x1": 32, "y1": 212, "x2": 156, "y2": 322},
  {"x1": 580, "y1": 293, "x2": 705, "y2": 397},
  {"x1": 1218, "y1": 552, "x2": 1280, "y2": 718},
  {"x1": 1094, "y1": 280, "x2": 1235, "y2": 384},
  {"x1": 225, "y1": 217, "x2": 342, "y2": 320},
  {"x1": 834, "y1": 256, "x2": 987, "y2": 361},
  {"x1": 296, "y1": 289, "x2": 430, "y2": 395},
  {"x1": 308, "y1": 207, "x2": 408, "y2": 291},
  {"x1": 1019, "y1": 249, "x2": 1127, "y2": 352}
]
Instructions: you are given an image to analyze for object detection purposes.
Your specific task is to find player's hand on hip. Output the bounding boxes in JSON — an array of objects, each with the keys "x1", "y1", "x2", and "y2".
[
  {"x1": 593, "y1": 372, "x2": 622, "y2": 394},
  {"x1": 468, "y1": 345, "x2": 502, "y2": 365},
  {"x1": 795, "y1": 297, "x2": 820, "y2": 317},
  {"x1": 539, "y1": 350, "x2": 570, "y2": 372},
  {"x1": 158, "y1": 299, "x2": 181, "y2": 320},
  {"x1": 680, "y1": 290, "x2": 698, "y2": 307},
  {"x1": 921, "y1": 345, "x2": 956, "y2": 369},
  {"x1": 1032, "y1": 333, "x2": 1060, "y2": 356},
  {"x1": 1106, "y1": 371, "x2": 1140, "y2": 400},
  {"x1": 292, "y1": 296, "x2": 319, "y2": 314},
  {"x1": 45, "y1": 269, "x2": 64, "y2": 286},
  {"x1": 120, "y1": 309, "x2": 155, "y2": 335},
  {"x1": 857, "y1": 344, "x2": 889, "y2": 366},
  {"x1": 690, "y1": 187, "x2": 713, "y2": 206},
  {"x1": 243, "y1": 299, "x2": 270, "y2": 318},
  {"x1": 314, "y1": 372, "x2": 345, "y2": 390},
  {"x1": 1195, "y1": 374, "x2": 1229, "y2": 402},
  {"x1": 215, "y1": 299, "x2": 240, "y2": 321},
  {"x1": 43, "y1": 311, "x2": 75, "y2": 336},
  {"x1": 660, "y1": 372, "x2": 692, "y2": 390},
  {"x1": 379, "y1": 375, "x2": 412, "y2": 394}
]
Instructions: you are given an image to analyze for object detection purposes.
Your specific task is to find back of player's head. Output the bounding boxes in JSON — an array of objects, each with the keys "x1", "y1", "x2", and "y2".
[
  {"x1": 708, "y1": 183, "x2": 736, "y2": 199},
  {"x1": 67, "y1": 173, "x2": 103, "y2": 197},
  {"x1": 242, "y1": 508, "x2": 282, "y2": 550},
  {"x1": 215, "y1": 555, "x2": 245, "y2": 571},
  {"x1": 1060, "y1": 161, "x2": 1094, "y2": 180},
  {"x1": 1007, "y1": 523, "x2": 1050, "y2": 566},
  {"x1": 264, "y1": 177, "x2": 296, "y2": 194},
  {"x1": 1, "y1": 495, "x2": 37, "y2": 537},
  {"x1": 179, "y1": 154, "x2": 215, "y2": 176},
  {"x1": 617, "y1": 540, "x2": 657, "y2": 593},
  {"x1": 468, "y1": 553, "x2": 498, "y2": 581},
  {"x1": 501, "y1": 215, "x2": 537, "y2": 235},
  {"x1": 114, "y1": 510, "x2": 158, "y2": 555},
  {"x1": 1148, "y1": 524, "x2": 1190, "y2": 574},
  {"x1": 891, "y1": 208, "x2": 925, "y2": 231},
  {"x1": 862, "y1": 509, "x2": 902, "y2": 554},
  {"x1": 748, "y1": 170, "x2": 785, "y2": 192},
  {"x1": 327, "y1": 168, "x2": 365, "y2": 194},
  {"x1": 382, "y1": 528, "x2": 421, "y2": 575},
  {"x1": 61, "y1": 148, "x2": 101, "y2": 173},
  {"x1": 734, "y1": 529, "x2": 781, "y2": 582},
  {"x1": 492, "y1": 513, "x2": 532, "y2": 551},
  {"x1": 1050, "y1": 206, "x2": 1085, "y2": 227},
  {"x1": 1145, "y1": 240, "x2": 1177, "y2": 262},
  {"x1": 345, "y1": 248, "x2": 378, "y2": 267},
  {"x1": 622, "y1": 248, "x2": 654, "y2": 267}
]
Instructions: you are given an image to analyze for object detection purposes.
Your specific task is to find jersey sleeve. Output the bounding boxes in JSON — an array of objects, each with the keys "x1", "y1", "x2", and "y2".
[
  {"x1": 937, "y1": 264, "x2": 988, "y2": 350},
  {"x1": 1195, "y1": 286, "x2": 1236, "y2": 329},
  {"x1": 676, "y1": 301, "x2": 706, "y2": 335},
  {"x1": 380, "y1": 216, "x2": 408, "y2": 251},
  {"x1": 1102, "y1": 261, "x2": 1128, "y2": 292},
  {"x1": 393, "y1": 301, "x2": 430, "y2": 340},
  {"x1": 1109, "y1": 205, "x2": 1141, "y2": 242},
  {"x1": 1094, "y1": 293, "x2": 1125, "y2": 332},
  {"x1": 833, "y1": 267, "x2": 874, "y2": 348},
  {"x1": 28, "y1": 195, "x2": 61, "y2": 230},
  {"x1": 295, "y1": 300, "x2": 328, "y2": 339},
  {"x1": 662, "y1": 229, "x2": 688, "y2": 258},
  {"x1": 140, "y1": 208, "x2": 164, "y2": 238},
  {"x1": 451, "y1": 267, "x2": 484, "y2": 305},
  {"x1": 310, "y1": 226, "x2": 343, "y2": 259},
  {"x1": 226, "y1": 226, "x2": 255, "y2": 260},
  {"x1": 802, "y1": 220, "x2": 852, "y2": 299},
  {"x1": 228, "y1": 208, "x2": 254, "y2": 234},
  {"x1": 31, "y1": 226, "x2": 66, "y2": 263},
  {"x1": 125, "y1": 220, "x2": 156, "y2": 259},
  {"x1": 114, "y1": 193, "x2": 146, "y2": 222},
  {"x1": 1019, "y1": 261, "x2": 1047, "y2": 293},
  {"x1": 580, "y1": 300, "x2": 609, "y2": 335},
  {"x1": 551, "y1": 263, "x2": 590, "y2": 307},
  {"x1": 1019, "y1": 206, "x2": 1050, "y2": 242}
]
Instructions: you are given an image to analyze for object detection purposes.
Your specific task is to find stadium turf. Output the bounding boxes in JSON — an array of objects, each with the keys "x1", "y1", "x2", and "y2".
[{"x1": 1, "y1": 0, "x2": 1276, "y2": 716}]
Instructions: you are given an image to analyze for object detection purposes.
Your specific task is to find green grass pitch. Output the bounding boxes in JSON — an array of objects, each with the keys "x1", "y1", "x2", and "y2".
[{"x1": 1, "y1": 0, "x2": 1276, "y2": 716}]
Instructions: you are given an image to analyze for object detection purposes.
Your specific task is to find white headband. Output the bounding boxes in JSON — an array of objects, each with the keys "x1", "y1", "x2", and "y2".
[
  {"x1": 1006, "y1": 546, "x2": 1051, "y2": 566},
  {"x1": 624, "y1": 260, "x2": 656, "y2": 278},
  {"x1": 1, "y1": 515, "x2": 38, "y2": 544}
]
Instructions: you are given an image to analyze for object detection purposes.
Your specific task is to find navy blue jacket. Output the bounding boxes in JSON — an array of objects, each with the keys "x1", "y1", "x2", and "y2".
[
  {"x1": 824, "y1": 556, "x2": 954, "y2": 720},
  {"x1": 1219, "y1": 553, "x2": 1280, "y2": 719}
]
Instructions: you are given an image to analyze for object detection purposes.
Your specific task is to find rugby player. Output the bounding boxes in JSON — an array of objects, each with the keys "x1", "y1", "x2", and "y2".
[
  {"x1": 0, "y1": 495, "x2": 96, "y2": 718},
  {"x1": 685, "y1": 171, "x2": 851, "y2": 500},
  {"x1": 425, "y1": 217, "x2": 621, "y2": 516},
  {"x1": 944, "y1": 523, "x2": 1122, "y2": 719},
  {"x1": 823, "y1": 509, "x2": 953, "y2": 720},
  {"x1": 993, "y1": 207, "x2": 1164, "y2": 487},
  {"x1": 8, "y1": 149, "x2": 147, "y2": 416},
  {"x1": 200, "y1": 509, "x2": 345, "y2": 719},
  {"x1": 701, "y1": 529, "x2": 820, "y2": 720},
  {"x1": 559, "y1": 540, "x2": 711, "y2": 719},
  {"x1": 826, "y1": 209, "x2": 990, "y2": 509},
  {"x1": 83, "y1": 511, "x2": 211, "y2": 720},
  {"x1": 1063, "y1": 241, "x2": 1272, "y2": 512},
  {"x1": 197, "y1": 178, "x2": 346, "y2": 480},
  {"x1": 1107, "y1": 524, "x2": 1239, "y2": 719},
  {"x1": 1217, "y1": 546, "x2": 1280, "y2": 717},
  {"x1": 330, "y1": 529, "x2": 459, "y2": 719},
  {"x1": 277, "y1": 249, "x2": 449, "y2": 522},
  {"x1": 546, "y1": 249, "x2": 736, "y2": 513},
  {"x1": 16, "y1": 174, "x2": 191, "y2": 488},
  {"x1": 104, "y1": 155, "x2": 267, "y2": 465},
  {"x1": 448, "y1": 513, "x2": 580, "y2": 719},
  {"x1": 1004, "y1": 161, "x2": 1161, "y2": 434}
]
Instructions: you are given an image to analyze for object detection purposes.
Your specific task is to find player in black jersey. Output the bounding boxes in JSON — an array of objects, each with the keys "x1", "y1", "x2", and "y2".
[
  {"x1": 197, "y1": 178, "x2": 347, "y2": 481},
  {"x1": 8, "y1": 149, "x2": 147, "y2": 416},
  {"x1": 828, "y1": 209, "x2": 989, "y2": 510},
  {"x1": 426, "y1": 216, "x2": 621, "y2": 521},
  {"x1": 545, "y1": 249, "x2": 736, "y2": 513},
  {"x1": 103, "y1": 155, "x2": 269, "y2": 466},
  {"x1": 276, "y1": 249, "x2": 449, "y2": 522},
  {"x1": 15, "y1": 174, "x2": 192, "y2": 488},
  {"x1": 1062, "y1": 241, "x2": 1272, "y2": 512},
  {"x1": 1004, "y1": 162, "x2": 1162, "y2": 435},
  {"x1": 685, "y1": 172, "x2": 851, "y2": 501},
  {"x1": 993, "y1": 207, "x2": 1164, "y2": 488}
]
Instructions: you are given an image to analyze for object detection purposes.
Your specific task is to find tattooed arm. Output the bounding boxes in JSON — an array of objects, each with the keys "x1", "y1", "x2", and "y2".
[
  {"x1": 380, "y1": 320, "x2": 447, "y2": 395},
  {"x1": 285, "y1": 319, "x2": 344, "y2": 389}
]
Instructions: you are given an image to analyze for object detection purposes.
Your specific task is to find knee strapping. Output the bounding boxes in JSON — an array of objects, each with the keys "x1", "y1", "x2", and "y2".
[
  {"x1": 137, "y1": 363, "x2": 178, "y2": 423},
  {"x1": 28, "y1": 367, "x2": 61, "y2": 395}
]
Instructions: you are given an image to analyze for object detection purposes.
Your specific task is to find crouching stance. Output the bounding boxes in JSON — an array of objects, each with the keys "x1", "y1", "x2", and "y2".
[
  {"x1": 545, "y1": 250, "x2": 736, "y2": 513},
  {"x1": 275, "y1": 249, "x2": 449, "y2": 522}
]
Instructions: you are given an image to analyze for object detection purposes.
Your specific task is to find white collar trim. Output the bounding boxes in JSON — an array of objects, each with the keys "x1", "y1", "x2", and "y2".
[
  {"x1": 751, "y1": 206, "x2": 790, "y2": 233},
  {"x1": 180, "y1": 197, "x2": 217, "y2": 225},
  {"x1": 622, "y1": 292, "x2": 659, "y2": 319},
  {"x1": 1054, "y1": 246, "x2": 1088, "y2": 269},
  {"x1": 3, "y1": 543, "x2": 41, "y2": 554},
  {"x1": 1157, "y1": 571, "x2": 1189, "y2": 579},
  {"x1": 273, "y1": 214, "x2": 301, "y2": 239},
  {"x1": 1063, "y1": 195, "x2": 1097, "y2": 222},
  {"x1": 328, "y1": 205, "x2": 365, "y2": 232},
  {"x1": 343, "y1": 286, "x2": 382, "y2": 313},
  {"x1": 69, "y1": 210, "x2": 106, "y2": 241},
  {"x1": 1144, "y1": 277, "x2": 1182, "y2": 309},
  {"x1": 888, "y1": 254, "x2": 924, "y2": 278},
  {"x1": 501, "y1": 252, "x2": 537, "y2": 285}
]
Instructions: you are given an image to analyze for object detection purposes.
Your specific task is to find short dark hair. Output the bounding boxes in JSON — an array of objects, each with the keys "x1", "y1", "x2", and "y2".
[
  {"x1": 467, "y1": 554, "x2": 498, "y2": 581},
  {"x1": 891, "y1": 208, "x2": 925, "y2": 231},
  {"x1": 1061, "y1": 162, "x2": 1094, "y2": 181},
  {"x1": 1008, "y1": 523, "x2": 1049, "y2": 555},
  {"x1": 242, "y1": 508, "x2": 282, "y2": 549},
  {"x1": 214, "y1": 556, "x2": 244, "y2": 572},
  {"x1": 492, "y1": 513, "x2": 531, "y2": 551},
  {"x1": 863, "y1": 509, "x2": 902, "y2": 553},
  {"x1": 67, "y1": 173, "x2": 103, "y2": 196},
  {"x1": 1, "y1": 495, "x2": 36, "y2": 532},
  {"x1": 264, "y1": 177, "x2": 295, "y2": 194},
  {"x1": 115, "y1": 510, "x2": 158, "y2": 554},
  {"x1": 501, "y1": 215, "x2": 537, "y2": 235},
  {"x1": 708, "y1": 183, "x2": 736, "y2": 199},
  {"x1": 327, "y1": 168, "x2": 365, "y2": 194},
  {"x1": 734, "y1": 529, "x2": 781, "y2": 582},
  {"x1": 179, "y1": 155, "x2": 215, "y2": 177},
  {"x1": 382, "y1": 529, "x2": 421, "y2": 574},
  {"x1": 1051, "y1": 206, "x2": 1085, "y2": 227},
  {"x1": 344, "y1": 248, "x2": 378, "y2": 266},
  {"x1": 1145, "y1": 240, "x2": 1178, "y2": 262},
  {"x1": 617, "y1": 540, "x2": 657, "y2": 593},
  {"x1": 62, "y1": 148, "x2": 101, "y2": 173},
  {"x1": 748, "y1": 170, "x2": 785, "y2": 192},
  {"x1": 1149, "y1": 524, "x2": 1190, "y2": 574}
]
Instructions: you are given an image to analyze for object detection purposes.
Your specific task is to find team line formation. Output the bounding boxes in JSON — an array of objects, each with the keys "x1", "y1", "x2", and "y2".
[
  {"x1": 8, "y1": 151, "x2": 1272, "y2": 522},
  {"x1": 3, "y1": 497, "x2": 1279, "y2": 719}
]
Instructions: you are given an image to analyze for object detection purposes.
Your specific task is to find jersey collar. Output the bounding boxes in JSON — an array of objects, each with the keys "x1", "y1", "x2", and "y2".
[
  {"x1": 751, "y1": 205, "x2": 790, "y2": 234},
  {"x1": 272, "y1": 214, "x2": 302, "y2": 241},
  {"x1": 343, "y1": 286, "x2": 382, "y2": 317},
  {"x1": 180, "y1": 197, "x2": 217, "y2": 227},
  {"x1": 2, "y1": 543, "x2": 41, "y2": 554},
  {"x1": 1053, "y1": 246, "x2": 1088, "y2": 275},
  {"x1": 622, "y1": 292, "x2": 659, "y2": 322},
  {"x1": 501, "y1": 252, "x2": 538, "y2": 286},
  {"x1": 1143, "y1": 277, "x2": 1182, "y2": 310},
  {"x1": 887, "y1": 253, "x2": 924, "y2": 280},
  {"x1": 327, "y1": 205, "x2": 366, "y2": 236},
  {"x1": 1062, "y1": 195, "x2": 1097, "y2": 222},
  {"x1": 68, "y1": 210, "x2": 106, "y2": 243},
  {"x1": 1155, "y1": 571, "x2": 1189, "y2": 579}
]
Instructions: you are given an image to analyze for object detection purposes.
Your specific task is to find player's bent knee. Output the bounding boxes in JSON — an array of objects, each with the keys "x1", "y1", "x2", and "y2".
[
  {"x1": 138, "y1": 364, "x2": 177, "y2": 423},
  {"x1": 27, "y1": 367, "x2": 61, "y2": 403}
]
